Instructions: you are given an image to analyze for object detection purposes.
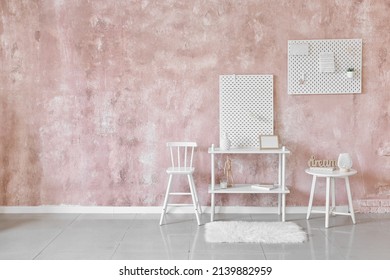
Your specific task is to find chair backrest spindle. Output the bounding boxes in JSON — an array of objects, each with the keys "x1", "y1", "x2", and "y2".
[
  {"x1": 166, "y1": 142, "x2": 197, "y2": 169},
  {"x1": 190, "y1": 146, "x2": 194, "y2": 167},
  {"x1": 184, "y1": 146, "x2": 188, "y2": 168},
  {"x1": 170, "y1": 146, "x2": 175, "y2": 168}
]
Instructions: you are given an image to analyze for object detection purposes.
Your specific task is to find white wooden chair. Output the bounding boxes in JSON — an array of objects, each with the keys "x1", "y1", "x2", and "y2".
[{"x1": 160, "y1": 142, "x2": 202, "y2": 225}]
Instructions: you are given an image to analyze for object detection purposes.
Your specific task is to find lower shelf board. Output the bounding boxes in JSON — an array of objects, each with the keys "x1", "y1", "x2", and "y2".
[{"x1": 208, "y1": 184, "x2": 290, "y2": 194}]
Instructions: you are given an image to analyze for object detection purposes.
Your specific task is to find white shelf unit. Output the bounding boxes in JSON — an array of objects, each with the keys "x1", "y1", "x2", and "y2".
[{"x1": 208, "y1": 145, "x2": 290, "y2": 222}]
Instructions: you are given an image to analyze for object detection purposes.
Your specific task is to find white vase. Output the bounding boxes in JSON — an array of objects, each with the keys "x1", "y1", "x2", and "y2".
[
  {"x1": 220, "y1": 177, "x2": 228, "y2": 189},
  {"x1": 346, "y1": 71, "x2": 354, "y2": 79},
  {"x1": 220, "y1": 132, "x2": 231, "y2": 150},
  {"x1": 338, "y1": 153, "x2": 353, "y2": 172}
]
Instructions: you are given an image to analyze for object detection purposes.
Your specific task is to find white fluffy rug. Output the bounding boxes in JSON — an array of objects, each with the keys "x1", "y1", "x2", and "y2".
[{"x1": 205, "y1": 221, "x2": 307, "y2": 244}]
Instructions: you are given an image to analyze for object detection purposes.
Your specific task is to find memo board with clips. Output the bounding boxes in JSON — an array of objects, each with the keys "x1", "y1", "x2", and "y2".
[
  {"x1": 219, "y1": 74, "x2": 274, "y2": 148},
  {"x1": 288, "y1": 39, "x2": 362, "y2": 95}
]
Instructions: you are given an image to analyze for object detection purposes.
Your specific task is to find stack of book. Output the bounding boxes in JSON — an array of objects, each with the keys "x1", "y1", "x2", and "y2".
[
  {"x1": 309, "y1": 167, "x2": 336, "y2": 172},
  {"x1": 250, "y1": 184, "x2": 278, "y2": 190}
]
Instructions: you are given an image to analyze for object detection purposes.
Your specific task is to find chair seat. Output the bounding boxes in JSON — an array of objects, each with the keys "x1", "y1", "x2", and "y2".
[{"x1": 166, "y1": 167, "x2": 195, "y2": 175}]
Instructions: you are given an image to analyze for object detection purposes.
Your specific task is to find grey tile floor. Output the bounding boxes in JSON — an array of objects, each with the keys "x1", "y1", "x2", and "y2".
[{"x1": 0, "y1": 212, "x2": 390, "y2": 260}]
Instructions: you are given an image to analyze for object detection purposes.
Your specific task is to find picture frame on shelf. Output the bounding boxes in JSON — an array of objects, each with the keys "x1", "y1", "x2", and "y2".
[{"x1": 259, "y1": 135, "x2": 279, "y2": 149}]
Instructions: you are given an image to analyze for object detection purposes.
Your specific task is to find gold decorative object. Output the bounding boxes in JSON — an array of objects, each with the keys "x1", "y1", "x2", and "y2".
[
  {"x1": 308, "y1": 155, "x2": 336, "y2": 169},
  {"x1": 223, "y1": 156, "x2": 234, "y2": 187}
]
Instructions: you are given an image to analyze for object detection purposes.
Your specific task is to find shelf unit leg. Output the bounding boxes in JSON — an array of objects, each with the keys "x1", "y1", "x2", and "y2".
[
  {"x1": 210, "y1": 146, "x2": 215, "y2": 222},
  {"x1": 211, "y1": 193, "x2": 215, "y2": 222},
  {"x1": 281, "y1": 148, "x2": 286, "y2": 221}
]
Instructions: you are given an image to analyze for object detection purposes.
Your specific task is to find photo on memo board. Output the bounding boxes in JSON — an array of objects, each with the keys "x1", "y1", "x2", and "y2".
[{"x1": 259, "y1": 135, "x2": 279, "y2": 149}]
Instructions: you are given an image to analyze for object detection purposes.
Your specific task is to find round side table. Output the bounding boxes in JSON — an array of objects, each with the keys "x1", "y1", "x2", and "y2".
[{"x1": 305, "y1": 168, "x2": 357, "y2": 228}]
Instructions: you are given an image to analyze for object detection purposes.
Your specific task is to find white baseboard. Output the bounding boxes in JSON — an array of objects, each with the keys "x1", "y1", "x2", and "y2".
[{"x1": 0, "y1": 205, "x2": 348, "y2": 214}]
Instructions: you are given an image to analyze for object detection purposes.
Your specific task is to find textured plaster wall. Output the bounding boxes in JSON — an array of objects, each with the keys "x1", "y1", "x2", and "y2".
[{"x1": 0, "y1": 0, "x2": 389, "y2": 211}]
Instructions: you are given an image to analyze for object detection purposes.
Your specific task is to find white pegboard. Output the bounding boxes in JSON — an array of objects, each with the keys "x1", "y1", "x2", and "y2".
[
  {"x1": 288, "y1": 39, "x2": 362, "y2": 95},
  {"x1": 220, "y1": 75, "x2": 273, "y2": 148}
]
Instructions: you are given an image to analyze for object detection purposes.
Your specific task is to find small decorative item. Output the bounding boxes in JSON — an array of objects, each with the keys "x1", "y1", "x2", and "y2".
[
  {"x1": 220, "y1": 177, "x2": 228, "y2": 189},
  {"x1": 338, "y1": 153, "x2": 353, "y2": 172},
  {"x1": 259, "y1": 135, "x2": 279, "y2": 149},
  {"x1": 299, "y1": 73, "x2": 305, "y2": 85},
  {"x1": 307, "y1": 155, "x2": 337, "y2": 171},
  {"x1": 346, "y1": 67, "x2": 354, "y2": 79},
  {"x1": 220, "y1": 131, "x2": 231, "y2": 150},
  {"x1": 307, "y1": 156, "x2": 336, "y2": 171},
  {"x1": 223, "y1": 156, "x2": 234, "y2": 187}
]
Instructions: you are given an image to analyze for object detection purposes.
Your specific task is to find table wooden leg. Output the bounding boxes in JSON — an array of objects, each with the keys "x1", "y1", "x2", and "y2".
[
  {"x1": 325, "y1": 177, "x2": 330, "y2": 228},
  {"x1": 345, "y1": 177, "x2": 356, "y2": 224},
  {"x1": 307, "y1": 175, "x2": 317, "y2": 219},
  {"x1": 331, "y1": 177, "x2": 336, "y2": 215}
]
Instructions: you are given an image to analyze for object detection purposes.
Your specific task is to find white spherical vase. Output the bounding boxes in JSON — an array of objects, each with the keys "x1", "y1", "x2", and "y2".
[
  {"x1": 338, "y1": 153, "x2": 353, "y2": 172},
  {"x1": 220, "y1": 132, "x2": 231, "y2": 150}
]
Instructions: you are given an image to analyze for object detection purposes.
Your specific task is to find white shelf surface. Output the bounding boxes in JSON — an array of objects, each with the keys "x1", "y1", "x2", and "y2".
[
  {"x1": 208, "y1": 184, "x2": 290, "y2": 194},
  {"x1": 208, "y1": 147, "x2": 290, "y2": 154}
]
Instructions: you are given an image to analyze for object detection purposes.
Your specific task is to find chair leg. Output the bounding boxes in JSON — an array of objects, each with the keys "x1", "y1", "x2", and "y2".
[
  {"x1": 160, "y1": 174, "x2": 173, "y2": 226},
  {"x1": 188, "y1": 175, "x2": 201, "y2": 226},
  {"x1": 190, "y1": 175, "x2": 202, "y2": 214}
]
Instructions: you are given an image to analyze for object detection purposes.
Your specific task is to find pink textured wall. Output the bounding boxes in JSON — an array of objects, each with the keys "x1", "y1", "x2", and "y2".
[{"x1": 1, "y1": 1, "x2": 389, "y2": 212}]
